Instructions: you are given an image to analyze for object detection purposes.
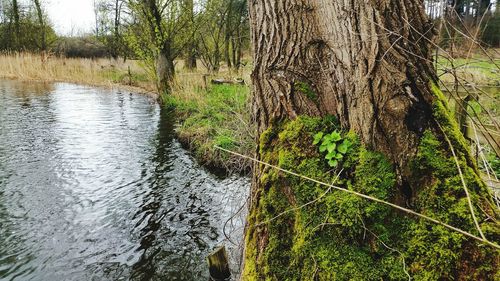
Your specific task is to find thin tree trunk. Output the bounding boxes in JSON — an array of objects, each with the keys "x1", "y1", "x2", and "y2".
[
  {"x1": 224, "y1": 0, "x2": 234, "y2": 69},
  {"x1": 143, "y1": 0, "x2": 175, "y2": 95},
  {"x1": 231, "y1": 35, "x2": 237, "y2": 70},
  {"x1": 224, "y1": 24, "x2": 232, "y2": 69},
  {"x1": 244, "y1": 0, "x2": 498, "y2": 279},
  {"x1": 184, "y1": 0, "x2": 196, "y2": 69},
  {"x1": 111, "y1": 0, "x2": 121, "y2": 60},
  {"x1": 12, "y1": 0, "x2": 20, "y2": 49},
  {"x1": 157, "y1": 45, "x2": 175, "y2": 95},
  {"x1": 224, "y1": 35, "x2": 232, "y2": 69},
  {"x1": 33, "y1": 0, "x2": 46, "y2": 52}
]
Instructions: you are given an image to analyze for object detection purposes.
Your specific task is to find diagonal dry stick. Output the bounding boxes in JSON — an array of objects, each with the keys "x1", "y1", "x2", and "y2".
[
  {"x1": 214, "y1": 145, "x2": 500, "y2": 249},
  {"x1": 437, "y1": 123, "x2": 487, "y2": 240}
]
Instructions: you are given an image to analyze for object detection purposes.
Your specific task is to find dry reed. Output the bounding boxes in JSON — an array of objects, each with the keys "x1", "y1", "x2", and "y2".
[{"x1": 0, "y1": 52, "x2": 155, "y2": 92}]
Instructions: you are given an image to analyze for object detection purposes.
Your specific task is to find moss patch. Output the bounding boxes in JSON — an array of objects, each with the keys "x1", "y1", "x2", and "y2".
[
  {"x1": 408, "y1": 130, "x2": 499, "y2": 280},
  {"x1": 294, "y1": 81, "x2": 318, "y2": 103},
  {"x1": 243, "y1": 114, "x2": 499, "y2": 280},
  {"x1": 244, "y1": 116, "x2": 409, "y2": 280}
]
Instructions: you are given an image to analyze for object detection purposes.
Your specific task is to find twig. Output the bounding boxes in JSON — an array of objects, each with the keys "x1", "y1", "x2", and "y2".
[
  {"x1": 214, "y1": 146, "x2": 500, "y2": 249},
  {"x1": 362, "y1": 225, "x2": 411, "y2": 281},
  {"x1": 437, "y1": 123, "x2": 486, "y2": 240},
  {"x1": 255, "y1": 169, "x2": 344, "y2": 227}
]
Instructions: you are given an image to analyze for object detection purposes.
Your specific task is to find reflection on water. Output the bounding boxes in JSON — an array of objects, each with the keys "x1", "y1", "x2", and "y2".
[{"x1": 0, "y1": 80, "x2": 249, "y2": 281}]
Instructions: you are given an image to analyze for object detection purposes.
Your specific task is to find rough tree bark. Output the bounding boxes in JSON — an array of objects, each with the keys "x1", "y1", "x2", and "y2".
[{"x1": 244, "y1": 0, "x2": 499, "y2": 280}]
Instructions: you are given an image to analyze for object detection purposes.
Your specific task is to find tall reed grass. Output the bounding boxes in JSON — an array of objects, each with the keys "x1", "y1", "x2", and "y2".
[{"x1": 0, "y1": 52, "x2": 154, "y2": 91}]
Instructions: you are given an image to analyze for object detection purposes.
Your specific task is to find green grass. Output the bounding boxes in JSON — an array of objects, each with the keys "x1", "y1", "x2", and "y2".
[
  {"x1": 167, "y1": 83, "x2": 255, "y2": 173},
  {"x1": 437, "y1": 55, "x2": 500, "y2": 86}
]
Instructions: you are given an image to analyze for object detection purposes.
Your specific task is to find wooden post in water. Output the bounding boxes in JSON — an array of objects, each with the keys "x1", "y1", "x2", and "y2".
[
  {"x1": 207, "y1": 246, "x2": 231, "y2": 281},
  {"x1": 456, "y1": 93, "x2": 472, "y2": 141}
]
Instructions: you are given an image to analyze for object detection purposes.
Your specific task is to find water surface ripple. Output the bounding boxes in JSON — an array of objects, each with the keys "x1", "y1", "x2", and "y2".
[{"x1": 0, "y1": 80, "x2": 248, "y2": 281}]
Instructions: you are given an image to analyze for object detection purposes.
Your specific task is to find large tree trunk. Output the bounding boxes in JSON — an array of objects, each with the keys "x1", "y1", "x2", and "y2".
[{"x1": 244, "y1": 0, "x2": 499, "y2": 280}]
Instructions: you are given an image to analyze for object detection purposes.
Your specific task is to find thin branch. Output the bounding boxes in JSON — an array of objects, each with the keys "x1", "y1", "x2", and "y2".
[
  {"x1": 437, "y1": 123, "x2": 486, "y2": 240},
  {"x1": 214, "y1": 146, "x2": 500, "y2": 249},
  {"x1": 255, "y1": 169, "x2": 344, "y2": 227}
]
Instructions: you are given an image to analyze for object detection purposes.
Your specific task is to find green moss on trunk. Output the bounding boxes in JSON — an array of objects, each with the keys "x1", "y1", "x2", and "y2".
[{"x1": 243, "y1": 115, "x2": 499, "y2": 280}]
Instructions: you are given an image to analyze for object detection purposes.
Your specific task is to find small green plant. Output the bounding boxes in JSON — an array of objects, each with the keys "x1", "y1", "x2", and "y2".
[{"x1": 313, "y1": 130, "x2": 352, "y2": 167}]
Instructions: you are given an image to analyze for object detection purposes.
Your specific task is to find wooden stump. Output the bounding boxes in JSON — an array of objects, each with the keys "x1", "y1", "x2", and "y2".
[{"x1": 207, "y1": 246, "x2": 231, "y2": 281}]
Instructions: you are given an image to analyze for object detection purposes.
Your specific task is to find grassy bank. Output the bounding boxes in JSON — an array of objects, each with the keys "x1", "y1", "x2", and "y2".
[
  {"x1": 0, "y1": 52, "x2": 255, "y2": 173},
  {"x1": 167, "y1": 70, "x2": 255, "y2": 174}
]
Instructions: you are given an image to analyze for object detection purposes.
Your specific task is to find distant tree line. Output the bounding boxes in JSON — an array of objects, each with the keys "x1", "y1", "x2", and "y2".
[
  {"x1": 0, "y1": 0, "x2": 57, "y2": 52},
  {"x1": 425, "y1": 0, "x2": 500, "y2": 48},
  {"x1": 0, "y1": 0, "x2": 249, "y2": 95}
]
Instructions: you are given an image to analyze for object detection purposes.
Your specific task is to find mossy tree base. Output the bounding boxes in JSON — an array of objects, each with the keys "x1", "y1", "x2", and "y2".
[
  {"x1": 243, "y1": 115, "x2": 499, "y2": 281},
  {"x1": 245, "y1": 0, "x2": 499, "y2": 278}
]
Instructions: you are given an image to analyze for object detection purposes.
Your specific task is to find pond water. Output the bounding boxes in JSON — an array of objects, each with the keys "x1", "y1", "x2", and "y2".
[{"x1": 0, "y1": 80, "x2": 249, "y2": 281}]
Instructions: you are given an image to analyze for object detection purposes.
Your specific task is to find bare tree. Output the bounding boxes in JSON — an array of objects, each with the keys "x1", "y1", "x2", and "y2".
[{"x1": 125, "y1": 0, "x2": 192, "y2": 96}]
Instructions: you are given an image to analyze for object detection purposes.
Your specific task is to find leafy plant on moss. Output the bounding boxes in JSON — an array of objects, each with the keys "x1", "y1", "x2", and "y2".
[{"x1": 313, "y1": 130, "x2": 352, "y2": 167}]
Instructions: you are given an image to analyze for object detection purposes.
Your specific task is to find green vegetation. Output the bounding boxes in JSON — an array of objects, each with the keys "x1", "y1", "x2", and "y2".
[
  {"x1": 482, "y1": 12, "x2": 500, "y2": 47},
  {"x1": 244, "y1": 116, "x2": 404, "y2": 280},
  {"x1": 437, "y1": 55, "x2": 500, "y2": 86},
  {"x1": 166, "y1": 83, "x2": 255, "y2": 172},
  {"x1": 244, "y1": 114, "x2": 498, "y2": 280},
  {"x1": 406, "y1": 131, "x2": 498, "y2": 280},
  {"x1": 101, "y1": 67, "x2": 150, "y2": 85},
  {"x1": 313, "y1": 130, "x2": 352, "y2": 167},
  {"x1": 486, "y1": 152, "x2": 500, "y2": 178}
]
